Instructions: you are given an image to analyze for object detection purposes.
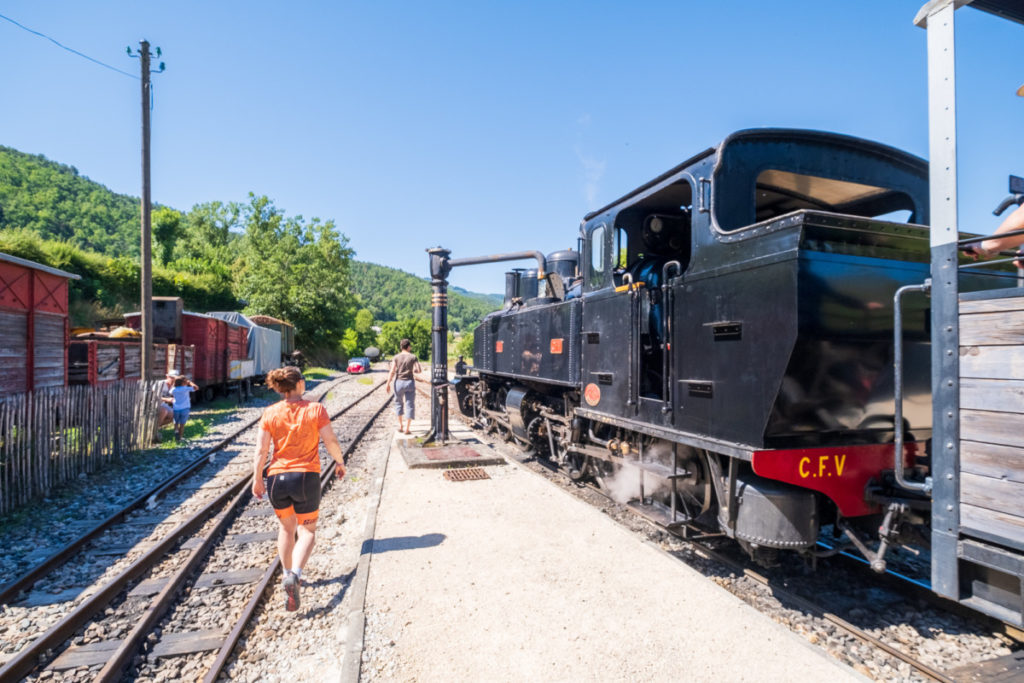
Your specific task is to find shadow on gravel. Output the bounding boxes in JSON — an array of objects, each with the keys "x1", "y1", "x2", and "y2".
[
  {"x1": 303, "y1": 567, "x2": 356, "y2": 618},
  {"x1": 362, "y1": 533, "x2": 446, "y2": 555}
]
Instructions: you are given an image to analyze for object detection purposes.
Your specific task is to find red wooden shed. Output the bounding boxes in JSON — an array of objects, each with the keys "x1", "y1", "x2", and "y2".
[{"x1": 0, "y1": 253, "x2": 79, "y2": 393}]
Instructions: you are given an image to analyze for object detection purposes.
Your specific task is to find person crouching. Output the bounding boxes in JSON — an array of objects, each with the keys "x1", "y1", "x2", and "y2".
[{"x1": 251, "y1": 366, "x2": 347, "y2": 612}]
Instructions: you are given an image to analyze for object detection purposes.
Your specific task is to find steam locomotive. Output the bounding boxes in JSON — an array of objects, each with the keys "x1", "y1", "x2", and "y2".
[{"x1": 453, "y1": 128, "x2": 1008, "y2": 593}]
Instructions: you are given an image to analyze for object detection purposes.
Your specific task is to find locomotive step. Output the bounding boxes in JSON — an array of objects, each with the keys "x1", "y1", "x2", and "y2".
[{"x1": 626, "y1": 500, "x2": 687, "y2": 530}]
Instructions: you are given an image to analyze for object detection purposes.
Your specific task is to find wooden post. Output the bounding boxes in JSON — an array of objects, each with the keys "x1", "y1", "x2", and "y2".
[{"x1": 139, "y1": 40, "x2": 154, "y2": 383}]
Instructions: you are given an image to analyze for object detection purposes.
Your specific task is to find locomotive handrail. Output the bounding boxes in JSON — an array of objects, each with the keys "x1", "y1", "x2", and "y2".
[
  {"x1": 661, "y1": 261, "x2": 682, "y2": 413},
  {"x1": 620, "y1": 272, "x2": 637, "y2": 408},
  {"x1": 893, "y1": 280, "x2": 932, "y2": 494},
  {"x1": 957, "y1": 226, "x2": 1024, "y2": 247}
]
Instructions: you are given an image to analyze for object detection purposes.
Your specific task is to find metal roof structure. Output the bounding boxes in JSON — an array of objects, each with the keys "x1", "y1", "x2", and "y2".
[
  {"x1": 914, "y1": 0, "x2": 1024, "y2": 27},
  {"x1": 0, "y1": 252, "x2": 81, "y2": 280}
]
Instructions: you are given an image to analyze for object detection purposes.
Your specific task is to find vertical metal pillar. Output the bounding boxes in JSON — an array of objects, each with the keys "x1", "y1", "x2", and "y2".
[
  {"x1": 427, "y1": 248, "x2": 452, "y2": 443},
  {"x1": 139, "y1": 40, "x2": 154, "y2": 383},
  {"x1": 919, "y1": 0, "x2": 961, "y2": 599}
]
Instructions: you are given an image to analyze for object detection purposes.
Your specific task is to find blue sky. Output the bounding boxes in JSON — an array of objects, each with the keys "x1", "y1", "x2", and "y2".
[{"x1": 0, "y1": 1, "x2": 1021, "y2": 294}]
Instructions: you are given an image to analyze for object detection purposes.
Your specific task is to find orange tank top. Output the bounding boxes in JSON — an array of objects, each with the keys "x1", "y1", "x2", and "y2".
[{"x1": 260, "y1": 399, "x2": 330, "y2": 476}]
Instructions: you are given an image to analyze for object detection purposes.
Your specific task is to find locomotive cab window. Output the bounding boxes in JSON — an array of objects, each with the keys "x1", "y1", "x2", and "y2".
[
  {"x1": 611, "y1": 178, "x2": 694, "y2": 279},
  {"x1": 588, "y1": 224, "x2": 607, "y2": 287},
  {"x1": 712, "y1": 133, "x2": 929, "y2": 232},
  {"x1": 752, "y1": 170, "x2": 916, "y2": 225}
]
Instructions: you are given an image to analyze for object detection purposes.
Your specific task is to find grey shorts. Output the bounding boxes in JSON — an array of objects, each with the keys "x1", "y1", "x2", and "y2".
[{"x1": 393, "y1": 379, "x2": 415, "y2": 418}]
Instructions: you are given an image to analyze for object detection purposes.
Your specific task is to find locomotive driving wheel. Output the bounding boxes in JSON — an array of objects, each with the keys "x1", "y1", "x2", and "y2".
[{"x1": 565, "y1": 450, "x2": 590, "y2": 480}]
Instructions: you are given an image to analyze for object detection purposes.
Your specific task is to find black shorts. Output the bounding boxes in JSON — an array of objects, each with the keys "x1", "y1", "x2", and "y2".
[{"x1": 267, "y1": 471, "x2": 321, "y2": 524}]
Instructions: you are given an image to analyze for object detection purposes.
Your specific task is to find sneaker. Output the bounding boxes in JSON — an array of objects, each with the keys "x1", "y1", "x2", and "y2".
[{"x1": 283, "y1": 571, "x2": 300, "y2": 611}]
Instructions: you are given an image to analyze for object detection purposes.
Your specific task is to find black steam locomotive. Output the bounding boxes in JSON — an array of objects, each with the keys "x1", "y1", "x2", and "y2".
[{"x1": 454, "y1": 128, "x2": 1003, "y2": 579}]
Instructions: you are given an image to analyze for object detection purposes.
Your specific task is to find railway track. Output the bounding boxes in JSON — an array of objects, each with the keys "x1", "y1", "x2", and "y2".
[
  {"x1": 0, "y1": 374, "x2": 388, "y2": 681},
  {"x1": 453, "y1": 406, "x2": 1014, "y2": 681},
  {"x1": 0, "y1": 375, "x2": 352, "y2": 608}
]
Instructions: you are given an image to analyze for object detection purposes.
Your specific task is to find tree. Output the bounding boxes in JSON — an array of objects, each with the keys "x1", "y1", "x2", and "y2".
[
  {"x1": 152, "y1": 207, "x2": 181, "y2": 265},
  {"x1": 455, "y1": 324, "x2": 476, "y2": 360},
  {"x1": 237, "y1": 194, "x2": 356, "y2": 351},
  {"x1": 168, "y1": 201, "x2": 243, "y2": 285},
  {"x1": 342, "y1": 308, "x2": 377, "y2": 357},
  {"x1": 377, "y1": 318, "x2": 431, "y2": 358}
]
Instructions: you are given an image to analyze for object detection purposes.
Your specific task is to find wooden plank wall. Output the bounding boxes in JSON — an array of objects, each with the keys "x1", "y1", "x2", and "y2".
[
  {"x1": 0, "y1": 381, "x2": 160, "y2": 516},
  {"x1": 960, "y1": 295, "x2": 1024, "y2": 549}
]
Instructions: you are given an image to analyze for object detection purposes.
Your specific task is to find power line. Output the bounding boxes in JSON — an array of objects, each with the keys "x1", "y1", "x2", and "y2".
[{"x1": 0, "y1": 12, "x2": 138, "y2": 80}]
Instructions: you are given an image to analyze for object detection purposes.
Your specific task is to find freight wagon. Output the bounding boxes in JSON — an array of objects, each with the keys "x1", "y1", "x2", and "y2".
[
  {"x1": 68, "y1": 337, "x2": 194, "y2": 387},
  {"x1": 207, "y1": 312, "x2": 281, "y2": 382},
  {"x1": 0, "y1": 253, "x2": 78, "y2": 393},
  {"x1": 125, "y1": 302, "x2": 250, "y2": 402},
  {"x1": 68, "y1": 337, "x2": 141, "y2": 386},
  {"x1": 247, "y1": 315, "x2": 295, "y2": 364}
]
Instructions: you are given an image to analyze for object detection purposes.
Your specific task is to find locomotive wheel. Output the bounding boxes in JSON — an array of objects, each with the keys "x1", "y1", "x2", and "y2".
[
  {"x1": 566, "y1": 452, "x2": 590, "y2": 480},
  {"x1": 526, "y1": 417, "x2": 551, "y2": 458}
]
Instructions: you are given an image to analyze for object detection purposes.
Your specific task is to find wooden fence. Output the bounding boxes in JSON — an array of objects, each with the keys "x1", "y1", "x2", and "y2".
[{"x1": 0, "y1": 381, "x2": 161, "y2": 515}]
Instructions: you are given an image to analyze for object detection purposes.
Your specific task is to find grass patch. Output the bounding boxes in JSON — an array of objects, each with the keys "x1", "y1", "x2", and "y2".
[
  {"x1": 357, "y1": 377, "x2": 373, "y2": 385},
  {"x1": 304, "y1": 367, "x2": 335, "y2": 380},
  {"x1": 153, "y1": 396, "x2": 242, "y2": 448}
]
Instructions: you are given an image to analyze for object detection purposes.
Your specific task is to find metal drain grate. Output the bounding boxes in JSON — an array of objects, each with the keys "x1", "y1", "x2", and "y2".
[{"x1": 443, "y1": 467, "x2": 490, "y2": 482}]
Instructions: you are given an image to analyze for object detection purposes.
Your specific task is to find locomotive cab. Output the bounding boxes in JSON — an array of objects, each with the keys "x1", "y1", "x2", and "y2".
[{"x1": 572, "y1": 131, "x2": 943, "y2": 555}]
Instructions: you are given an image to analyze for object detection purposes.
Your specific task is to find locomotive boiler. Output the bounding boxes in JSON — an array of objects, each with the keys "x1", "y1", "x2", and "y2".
[{"x1": 451, "y1": 128, "x2": 1003, "y2": 574}]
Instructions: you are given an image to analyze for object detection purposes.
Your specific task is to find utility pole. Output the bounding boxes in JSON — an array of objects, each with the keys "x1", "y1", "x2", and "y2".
[
  {"x1": 129, "y1": 41, "x2": 164, "y2": 381},
  {"x1": 139, "y1": 40, "x2": 153, "y2": 382}
]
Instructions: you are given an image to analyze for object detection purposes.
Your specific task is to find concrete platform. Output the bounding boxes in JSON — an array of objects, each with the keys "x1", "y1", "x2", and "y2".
[{"x1": 356, "y1": 420, "x2": 861, "y2": 681}]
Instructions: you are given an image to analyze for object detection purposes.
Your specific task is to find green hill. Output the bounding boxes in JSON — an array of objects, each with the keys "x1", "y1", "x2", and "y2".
[
  {"x1": 0, "y1": 145, "x2": 498, "y2": 331},
  {"x1": 350, "y1": 261, "x2": 499, "y2": 332},
  {"x1": 0, "y1": 145, "x2": 144, "y2": 257}
]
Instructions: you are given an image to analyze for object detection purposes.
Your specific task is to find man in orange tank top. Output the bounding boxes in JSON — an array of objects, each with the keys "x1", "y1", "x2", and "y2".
[{"x1": 252, "y1": 366, "x2": 346, "y2": 611}]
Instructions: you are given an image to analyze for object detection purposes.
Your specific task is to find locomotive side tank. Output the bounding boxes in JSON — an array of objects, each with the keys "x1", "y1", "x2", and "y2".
[{"x1": 457, "y1": 128, "x2": 1004, "y2": 569}]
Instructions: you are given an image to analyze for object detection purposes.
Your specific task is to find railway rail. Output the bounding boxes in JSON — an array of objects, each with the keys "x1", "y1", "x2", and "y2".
[
  {"x1": 0, "y1": 374, "x2": 387, "y2": 681},
  {"x1": 0, "y1": 375, "x2": 352, "y2": 607}
]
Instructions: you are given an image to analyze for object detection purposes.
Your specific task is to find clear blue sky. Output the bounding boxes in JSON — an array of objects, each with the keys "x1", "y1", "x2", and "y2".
[{"x1": 0, "y1": 1, "x2": 1021, "y2": 294}]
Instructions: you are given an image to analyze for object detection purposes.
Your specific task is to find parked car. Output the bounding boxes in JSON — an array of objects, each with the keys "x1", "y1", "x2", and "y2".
[{"x1": 347, "y1": 357, "x2": 371, "y2": 374}]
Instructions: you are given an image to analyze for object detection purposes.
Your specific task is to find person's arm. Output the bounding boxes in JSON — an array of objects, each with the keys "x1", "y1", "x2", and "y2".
[
  {"x1": 386, "y1": 360, "x2": 396, "y2": 393},
  {"x1": 976, "y1": 204, "x2": 1024, "y2": 256},
  {"x1": 252, "y1": 428, "x2": 271, "y2": 498},
  {"x1": 318, "y1": 424, "x2": 347, "y2": 479}
]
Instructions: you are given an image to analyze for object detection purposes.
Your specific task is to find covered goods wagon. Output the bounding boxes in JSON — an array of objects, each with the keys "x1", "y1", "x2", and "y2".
[
  {"x1": 207, "y1": 312, "x2": 281, "y2": 380},
  {"x1": 0, "y1": 253, "x2": 79, "y2": 393},
  {"x1": 248, "y1": 315, "x2": 295, "y2": 363}
]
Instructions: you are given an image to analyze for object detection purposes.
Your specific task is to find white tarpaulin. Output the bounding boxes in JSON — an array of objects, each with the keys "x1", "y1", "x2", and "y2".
[{"x1": 207, "y1": 312, "x2": 282, "y2": 377}]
